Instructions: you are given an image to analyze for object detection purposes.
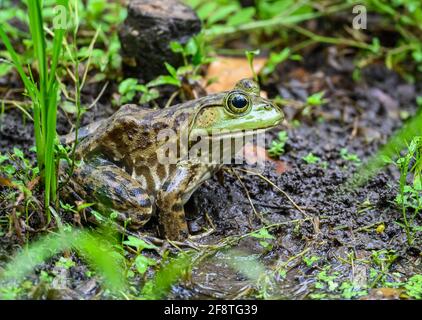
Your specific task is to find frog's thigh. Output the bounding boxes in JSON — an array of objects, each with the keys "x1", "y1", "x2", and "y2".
[
  {"x1": 72, "y1": 160, "x2": 153, "y2": 227},
  {"x1": 156, "y1": 160, "x2": 216, "y2": 240}
]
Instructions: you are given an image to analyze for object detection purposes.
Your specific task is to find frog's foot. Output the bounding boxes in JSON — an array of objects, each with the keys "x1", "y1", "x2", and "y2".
[
  {"x1": 156, "y1": 200, "x2": 190, "y2": 241},
  {"x1": 67, "y1": 159, "x2": 153, "y2": 228}
]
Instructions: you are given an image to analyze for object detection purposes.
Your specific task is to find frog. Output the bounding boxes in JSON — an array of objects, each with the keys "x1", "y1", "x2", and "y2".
[{"x1": 61, "y1": 79, "x2": 284, "y2": 240}]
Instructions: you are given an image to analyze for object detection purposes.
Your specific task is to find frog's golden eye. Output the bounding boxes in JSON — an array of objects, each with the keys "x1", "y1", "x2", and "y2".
[{"x1": 225, "y1": 92, "x2": 250, "y2": 114}]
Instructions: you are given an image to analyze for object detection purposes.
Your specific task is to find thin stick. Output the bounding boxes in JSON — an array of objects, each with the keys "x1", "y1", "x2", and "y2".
[
  {"x1": 86, "y1": 81, "x2": 109, "y2": 110},
  {"x1": 231, "y1": 168, "x2": 265, "y2": 223},
  {"x1": 236, "y1": 168, "x2": 311, "y2": 218}
]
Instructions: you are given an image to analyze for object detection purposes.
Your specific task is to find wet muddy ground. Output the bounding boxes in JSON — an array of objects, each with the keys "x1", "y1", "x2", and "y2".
[{"x1": 0, "y1": 46, "x2": 421, "y2": 299}]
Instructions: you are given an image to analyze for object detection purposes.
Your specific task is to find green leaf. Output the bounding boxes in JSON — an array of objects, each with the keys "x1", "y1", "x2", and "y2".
[
  {"x1": 197, "y1": 2, "x2": 218, "y2": 21},
  {"x1": 123, "y1": 236, "x2": 158, "y2": 251},
  {"x1": 227, "y1": 7, "x2": 256, "y2": 26},
  {"x1": 250, "y1": 228, "x2": 275, "y2": 240},
  {"x1": 262, "y1": 48, "x2": 290, "y2": 76},
  {"x1": 170, "y1": 41, "x2": 184, "y2": 53},
  {"x1": 370, "y1": 37, "x2": 381, "y2": 54},
  {"x1": 164, "y1": 62, "x2": 178, "y2": 79},
  {"x1": 147, "y1": 75, "x2": 181, "y2": 87},
  {"x1": 134, "y1": 255, "x2": 156, "y2": 274},
  {"x1": 405, "y1": 275, "x2": 422, "y2": 299},
  {"x1": 61, "y1": 101, "x2": 78, "y2": 114},
  {"x1": 207, "y1": 4, "x2": 238, "y2": 25},
  {"x1": 118, "y1": 78, "x2": 138, "y2": 94},
  {"x1": 139, "y1": 88, "x2": 159, "y2": 104},
  {"x1": 0, "y1": 154, "x2": 9, "y2": 164},
  {"x1": 306, "y1": 91, "x2": 325, "y2": 106},
  {"x1": 245, "y1": 49, "x2": 260, "y2": 82},
  {"x1": 0, "y1": 62, "x2": 13, "y2": 77},
  {"x1": 185, "y1": 38, "x2": 198, "y2": 57},
  {"x1": 302, "y1": 153, "x2": 320, "y2": 164},
  {"x1": 13, "y1": 148, "x2": 24, "y2": 159}
]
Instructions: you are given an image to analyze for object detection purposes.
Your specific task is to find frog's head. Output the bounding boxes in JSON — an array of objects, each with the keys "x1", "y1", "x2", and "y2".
[{"x1": 190, "y1": 79, "x2": 284, "y2": 137}]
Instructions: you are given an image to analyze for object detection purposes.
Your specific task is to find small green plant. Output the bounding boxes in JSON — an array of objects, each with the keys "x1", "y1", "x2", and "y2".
[
  {"x1": 369, "y1": 249, "x2": 399, "y2": 287},
  {"x1": 302, "y1": 153, "x2": 320, "y2": 165},
  {"x1": 123, "y1": 236, "x2": 158, "y2": 276},
  {"x1": 394, "y1": 136, "x2": 422, "y2": 245},
  {"x1": 268, "y1": 131, "x2": 288, "y2": 158},
  {"x1": 404, "y1": 274, "x2": 422, "y2": 299},
  {"x1": 250, "y1": 227, "x2": 275, "y2": 251},
  {"x1": 340, "y1": 148, "x2": 361, "y2": 164},
  {"x1": 302, "y1": 255, "x2": 320, "y2": 267},
  {"x1": 245, "y1": 49, "x2": 260, "y2": 82},
  {"x1": 300, "y1": 91, "x2": 327, "y2": 117},
  {"x1": 168, "y1": 35, "x2": 213, "y2": 89},
  {"x1": 339, "y1": 281, "x2": 367, "y2": 299},
  {"x1": 306, "y1": 91, "x2": 326, "y2": 106},
  {"x1": 55, "y1": 256, "x2": 76, "y2": 269},
  {"x1": 314, "y1": 266, "x2": 340, "y2": 292},
  {"x1": 261, "y1": 48, "x2": 291, "y2": 78},
  {"x1": 147, "y1": 62, "x2": 182, "y2": 89},
  {"x1": 117, "y1": 78, "x2": 159, "y2": 105}
]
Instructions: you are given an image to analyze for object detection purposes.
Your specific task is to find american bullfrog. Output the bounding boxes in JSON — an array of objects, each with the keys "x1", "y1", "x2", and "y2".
[{"x1": 61, "y1": 79, "x2": 284, "y2": 240}]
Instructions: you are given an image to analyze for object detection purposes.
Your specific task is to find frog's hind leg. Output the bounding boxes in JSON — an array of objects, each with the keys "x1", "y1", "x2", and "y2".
[{"x1": 64, "y1": 159, "x2": 153, "y2": 228}]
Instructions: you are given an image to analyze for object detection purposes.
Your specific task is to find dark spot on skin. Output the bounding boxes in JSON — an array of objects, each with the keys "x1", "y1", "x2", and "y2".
[
  {"x1": 103, "y1": 170, "x2": 118, "y2": 180},
  {"x1": 130, "y1": 188, "x2": 151, "y2": 208},
  {"x1": 131, "y1": 187, "x2": 144, "y2": 197},
  {"x1": 156, "y1": 163, "x2": 167, "y2": 180},
  {"x1": 147, "y1": 154, "x2": 157, "y2": 166},
  {"x1": 172, "y1": 203, "x2": 183, "y2": 212},
  {"x1": 114, "y1": 186, "x2": 125, "y2": 199},
  {"x1": 138, "y1": 197, "x2": 151, "y2": 208},
  {"x1": 94, "y1": 185, "x2": 115, "y2": 207},
  {"x1": 78, "y1": 168, "x2": 89, "y2": 179}
]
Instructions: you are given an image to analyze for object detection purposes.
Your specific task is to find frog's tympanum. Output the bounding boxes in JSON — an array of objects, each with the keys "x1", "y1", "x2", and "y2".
[{"x1": 62, "y1": 79, "x2": 284, "y2": 240}]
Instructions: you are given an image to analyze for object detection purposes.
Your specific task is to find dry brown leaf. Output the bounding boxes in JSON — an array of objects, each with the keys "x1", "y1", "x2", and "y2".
[
  {"x1": 361, "y1": 288, "x2": 403, "y2": 300},
  {"x1": 0, "y1": 176, "x2": 15, "y2": 187},
  {"x1": 204, "y1": 56, "x2": 267, "y2": 95}
]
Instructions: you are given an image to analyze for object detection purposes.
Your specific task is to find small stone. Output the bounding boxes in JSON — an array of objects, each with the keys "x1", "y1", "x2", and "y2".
[{"x1": 119, "y1": 0, "x2": 202, "y2": 82}]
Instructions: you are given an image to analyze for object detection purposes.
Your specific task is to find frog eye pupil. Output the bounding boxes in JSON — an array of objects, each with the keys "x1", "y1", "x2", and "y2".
[{"x1": 231, "y1": 95, "x2": 248, "y2": 109}]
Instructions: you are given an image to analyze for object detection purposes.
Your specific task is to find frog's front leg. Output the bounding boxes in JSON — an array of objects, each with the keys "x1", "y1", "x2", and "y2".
[
  {"x1": 156, "y1": 160, "x2": 217, "y2": 241},
  {"x1": 65, "y1": 158, "x2": 153, "y2": 228}
]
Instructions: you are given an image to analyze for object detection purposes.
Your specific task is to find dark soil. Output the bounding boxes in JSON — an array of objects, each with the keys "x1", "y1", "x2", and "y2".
[{"x1": 0, "y1": 45, "x2": 421, "y2": 299}]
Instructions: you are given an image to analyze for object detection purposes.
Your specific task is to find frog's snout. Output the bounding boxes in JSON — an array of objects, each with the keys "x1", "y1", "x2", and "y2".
[{"x1": 264, "y1": 100, "x2": 284, "y2": 122}]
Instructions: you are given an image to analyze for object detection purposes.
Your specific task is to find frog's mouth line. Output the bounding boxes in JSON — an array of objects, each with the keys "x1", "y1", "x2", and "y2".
[{"x1": 191, "y1": 127, "x2": 273, "y2": 140}]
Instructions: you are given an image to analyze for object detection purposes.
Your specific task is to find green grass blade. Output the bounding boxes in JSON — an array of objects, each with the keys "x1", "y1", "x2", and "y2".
[
  {"x1": 27, "y1": 0, "x2": 48, "y2": 135},
  {"x1": 0, "y1": 25, "x2": 37, "y2": 99},
  {"x1": 44, "y1": 83, "x2": 59, "y2": 212},
  {"x1": 0, "y1": 23, "x2": 44, "y2": 166},
  {"x1": 48, "y1": 0, "x2": 68, "y2": 93}
]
